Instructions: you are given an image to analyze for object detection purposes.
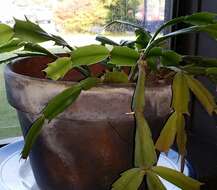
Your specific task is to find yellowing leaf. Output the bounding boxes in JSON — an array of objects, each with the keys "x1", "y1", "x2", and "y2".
[
  {"x1": 135, "y1": 112, "x2": 157, "y2": 168},
  {"x1": 112, "y1": 168, "x2": 145, "y2": 190},
  {"x1": 176, "y1": 115, "x2": 187, "y2": 156},
  {"x1": 156, "y1": 112, "x2": 180, "y2": 152},
  {"x1": 172, "y1": 72, "x2": 190, "y2": 114},
  {"x1": 147, "y1": 171, "x2": 166, "y2": 190},
  {"x1": 43, "y1": 57, "x2": 72, "y2": 80},
  {"x1": 133, "y1": 63, "x2": 157, "y2": 168},
  {"x1": 185, "y1": 75, "x2": 217, "y2": 115},
  {"x1": 152, "y1": 166, "x2": 203, "y2": 190}
]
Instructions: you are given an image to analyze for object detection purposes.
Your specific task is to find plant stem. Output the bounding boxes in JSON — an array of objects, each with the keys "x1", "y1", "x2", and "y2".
[
  {"x1": 149, "y1": 16, "x2": 185, "y2": 44},
  {"x1": 133, "y1": 55, "x2": 157, "y2": 168}
]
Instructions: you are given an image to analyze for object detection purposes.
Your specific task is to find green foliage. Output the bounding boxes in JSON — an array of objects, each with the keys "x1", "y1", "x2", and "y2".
[
  {"x1": 2, "y1": 11, "x2": 217, "y2": 190},
  {"x1": 24, "y1": 43, "x2": 56, "y2": 58},
  {"x1": 96, "y1": 35, "x2": 119, "y2": 46},
  {"x1": 0, "y1": 24, "x2": 14, "y2": 45},
  {"x1": 43, "y1": 57, "x2": 72, "y2": 80},
  {"x1": 14, "y1": 18, "x2": 72, "y2": 49},
  {"x1": 0, "y1": 39, "x2": 24, "y2": 53},
  {"x1": 146, "y1": 171, "x2": 166, "y2": 190},
  {"x1": 22, "y1": 77, "x2": 99, "y2": 159},
  {"x1": 54, "y1": 0, "x2": 108, "y2": 33},
  {"x1": 133, "y1": 62, "x2": 157, "y2": 168},
  {"x1": 14, "y1": 18, "x2": 51, "y2": 43},
  {"x1": 22, "y1": 116, "x2": 45, "y2": 159},
  {"x1": 71, "y1": 45, "x2": 110, "y2": 66},
  {"x1": 161, "y1": 50, "x2": 182, "y2": 66},
  {"x1": 172, "y1": 72, "x2": 190, "y2": 114},
  {"x1": 184, "y1": 12, "x2": 217, "y2": 25},
  {"x1": 152, "y1": 166, "x2": 203, "y2": 190},
  {"x1": 103, "y1": 71, "x2": 129, "y2": 83},
  {"x1": 110, "y1": 46, "x2": 139, "y2": 66},
  {"x1": 185, "y1": 75, "x2": 217, "y2": 115},
  {"x1": 155, "y1": 112, "x2": 180, "y2": 152},
  {"x1": 112, "y1": 168, "x2": 145, "y2": 190},
  {"x1": 135, "y1": 29, "x2": 152, "y2": 49}
]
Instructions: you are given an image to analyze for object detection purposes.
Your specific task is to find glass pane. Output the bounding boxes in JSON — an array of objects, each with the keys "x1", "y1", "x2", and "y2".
[
  {"x1": 0, "y1": 0, "x2": 169, "y2": 140},
  {"x1": 0, "y1": 64, "x2": 21, "y2": 139}
]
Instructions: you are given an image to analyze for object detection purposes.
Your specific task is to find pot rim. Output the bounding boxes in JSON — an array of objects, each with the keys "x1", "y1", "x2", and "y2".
[{"x1": 5, "y1": 56, "x2": 171, "y2": 89}]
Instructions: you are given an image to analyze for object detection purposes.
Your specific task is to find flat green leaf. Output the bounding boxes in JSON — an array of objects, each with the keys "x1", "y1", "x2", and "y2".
[
  {"x1": 182, "y1": 65, "x2": 207, "y2": 75},
  {"x1": 43, "y1": 57, "x2": 72, "y2": 80},
  {"x1": 21, "y1": 116, "x2": 45, "y2": 159},
  {"x1": 96, "y1": 35, "x2": 119, "y2": 46},
  {"x1": 146, "y1": 47, "x2": 162, "y2": 70},
  {"x1": 43, "y1": 77, "x2": 99, "y2": 120},
  {"x1": 120, "y1": 40, "x2": 135, "y2": 48},
  {"x1": 78, "y1": 77, "x2": 99, "y2": 90},
  {"x1": 147, "y1": 57, "x2": 158, "y2": 70},
  {"x1": 135, "y1": 28, "x2": 152, "y2": 49},
  {"x1": 0, "y1": 24, "x2": 14, "y2": 45},
  {"x1": 152, "y1": 166, "x2": 203, "y2": 190},
  {"x1": 22, "y1": 77, "x2": 98, "y2": 159},
  {"x1": 185, "y1": 74, "x2": 217, "y2": 115},
  {"x1": 135, "y1": 112, "x2": 157, "y2": 168},
  {"x1": 185, "y1": 12, "x2": 217, "y2": 25},
  {"x1": 14, "y1": 18, "x2": 51, "y2": 43},
  {"x1": 112, "y1": 168, "x2": 145, "y2": 190},
  {"x1": 161, "y1": 50, "x2": 182, "y2": 66},
  {"x1": 71, "y1": 45, "x2": 109, "y2": 66},
  {"x1": 182, "y1": 56, "x2": 217, "y2": 67},
  {"x1": 156, "y1": 112, "x2": 183, "y2": 152},
  {"x1": 110, "y1": 46, "x2": 139, "y2": 66},
  {"x1": 24, "y1": 42, "x2": 57, "y2": 58},
  {"x1": 50, "y1": 34, "x2": 73, "y2": 50},
  {"x1": 206, "y1": 67, "x2": 217, "y2": 75},
  {"x1": 172, "y1": 72, "x2": 190, "y2": 114},
  {"x1": 147, "y1": 171, "x2": 166, "y2": 190},
  {"x1": 147, "y1": 47, "x2": 162, "y2": 57},
  {"x1": 43, "y1": 85, "x2": 81, "y2": 120},
  {"x1": 0, "y1": 38, "x2": 24, "y2": 53},
  {"x1": 103, "y1": 71, "x2": 129, "y2": 83},
  {"x1": 16, "y1": 51, "x2": 47, "y2": 57},
  {"x1": 202, "y1": 24, "x2": 217, "y2": 40}
]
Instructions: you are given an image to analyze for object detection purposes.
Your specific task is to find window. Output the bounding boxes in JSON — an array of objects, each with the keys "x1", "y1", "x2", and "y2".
[{"x1": 0, "y1": 0, "x2": 170, "y2": 140}]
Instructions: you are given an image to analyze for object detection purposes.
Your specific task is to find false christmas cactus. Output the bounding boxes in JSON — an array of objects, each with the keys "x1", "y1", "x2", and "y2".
[{"x1": 1, "y1": 12, "x2": 217, "y2": 190}]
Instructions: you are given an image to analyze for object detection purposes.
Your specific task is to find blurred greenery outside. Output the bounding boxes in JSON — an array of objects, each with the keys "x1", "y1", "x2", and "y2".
[
  {"x1": 0, "y1": 64, "x2": 21, "y2": 139},
  {"x1": 53, "y1": 0, "x2": 144, "y2": 33}
]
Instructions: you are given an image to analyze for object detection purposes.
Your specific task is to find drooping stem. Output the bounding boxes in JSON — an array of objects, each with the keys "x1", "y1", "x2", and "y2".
[{"x1": 133, "y1": 56, "x2": 157, "y2": 168}]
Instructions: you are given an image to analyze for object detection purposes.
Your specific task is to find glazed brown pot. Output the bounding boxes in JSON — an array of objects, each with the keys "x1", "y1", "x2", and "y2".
[{"x1": 4, "y1": 56, "x2": 172, "y2": 190}]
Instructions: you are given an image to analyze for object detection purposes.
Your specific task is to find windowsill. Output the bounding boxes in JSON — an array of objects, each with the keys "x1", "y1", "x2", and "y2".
[{"x1": 0, "y1": 136, "x2": 23, "y2": 147}]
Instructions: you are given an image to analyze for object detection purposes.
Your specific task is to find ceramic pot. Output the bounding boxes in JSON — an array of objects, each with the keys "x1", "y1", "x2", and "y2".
[{"x1": 4, "y1": 56, "x2": 172, "y2": 190}]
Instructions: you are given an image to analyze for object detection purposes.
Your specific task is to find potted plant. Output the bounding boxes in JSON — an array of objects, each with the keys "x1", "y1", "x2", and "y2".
[{"x1": 1, "y1": 12, "x2": 217, "y2": 190}]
